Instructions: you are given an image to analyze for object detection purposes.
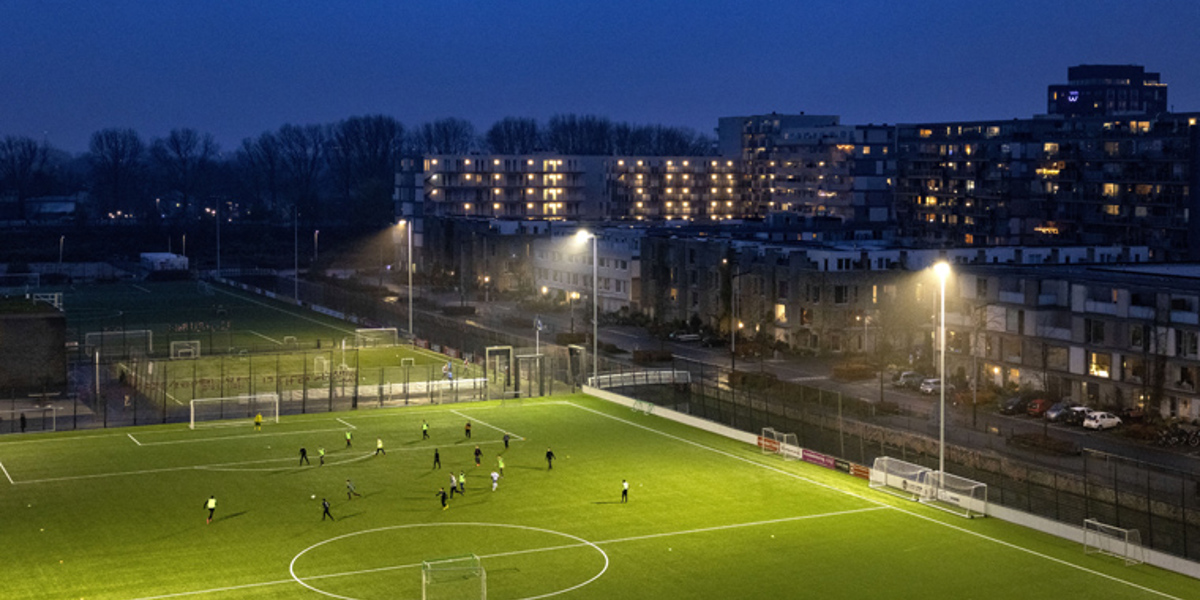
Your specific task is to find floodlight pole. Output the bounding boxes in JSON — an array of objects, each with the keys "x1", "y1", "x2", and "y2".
[
  {"x1": 591, "y1": 232, "x2": 598, "y2": 386},
  {"x1": 936, "y1": 262, "x2": 950, "y2": 492},
  {"x1": 293, "y1": 207, "x2": 299, "y2": 301},
  {"x1": 403, "y1": 220, "x2": 414, "y2": 343}
]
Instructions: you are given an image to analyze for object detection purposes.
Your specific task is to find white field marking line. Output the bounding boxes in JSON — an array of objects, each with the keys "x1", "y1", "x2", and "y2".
[
  {"x1": 567, "y1": 401, "x2": 1187, "y2": 600},
  {"x1": 450, "y1": 408, "x2": 526, "y2": 441},
  {"x1": 247, "y1": 329, "x2": 282, "y2": 345},
  {"x1": 132, "y1": 284, "x2": 151, "y2": 293},
  {"x1": 164, "y1": 390, "x2": 184, "y2": 406},
  {"x1": 10, "y1": 451, "x2": 376, "y2": 484},
  {"x1": 212, "y1": 286, "x2": 357, "y2": 335},
  {"x1": 135, "y1": 427, "x2": 349, "y2": 446},
  {"x1": 0, "y1": 431, "x2": 136, "y2": 447},
  {"x1": 127, "y1": 433, "x2": 142, "y2": 446},
  {"x1": 0, "y1": 460, "x2": 13, "y2": 484},
  {"x1": 196, "y1": 452, "x2": 375, "y2": 473},
  {"x1": 125, "y1": 577, "x2": 297, "y2": 600},
  {"x1": 131, "y1": 508, "x2": 873, "y2": 600},
  {"x1": 336, "y1": 417, "x2": 356, "y2": 430}
]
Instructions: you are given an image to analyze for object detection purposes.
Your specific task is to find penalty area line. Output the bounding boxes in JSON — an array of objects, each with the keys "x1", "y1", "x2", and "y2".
[
  {"x1": 450, "y1": 409, "x2": 526, "y2": 441},
  {"x1": 336, "y1": 417, "x2": 356, "y2": 430},
  {"x1": 127, "y1": 433, "x2": 142, "y2": 446},
  {"x1": 0, "y1": 460, "x2": 13, "y2": 484},
  {"x1": 247, "y1": 330, "x2": 282, "y2": 345}
]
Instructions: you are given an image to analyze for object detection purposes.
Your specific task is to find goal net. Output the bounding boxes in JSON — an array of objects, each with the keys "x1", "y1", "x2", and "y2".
[
  {"x1": 1084, "y1": 518, "x2": 1145, "y2": 566},
  {"x1": 422, "y1": 554, "x2": 486, "y2": 600},
  {"x1": 189, "y1": 394, "x2": 279, "y2": 430},
  {"x1": 355, "y1": 327, "x2": 399, "y2": 348},
  {"x1": 759, "y1": 428, "x2": 780, "y2": 455},
  {"x1": 0, "y1": 407, "x2": 56, "y2": 434},
  {"x1": 918, "y1": 470, "x2": 988, "y2": 518},
  {"x1": 170, "y1": 340, "x2": 202, "y2": 360},
  {"x1": 85, "y1": 329, "x2": 153, "y2": 359},
  {"x1": 870, "y1": 456, "x2": 933, "y2": 501}
]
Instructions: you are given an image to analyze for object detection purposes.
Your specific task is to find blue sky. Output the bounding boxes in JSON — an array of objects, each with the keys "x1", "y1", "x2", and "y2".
[{"x1": 3, "y1": 0, "x2": 1198, "y2": 152}]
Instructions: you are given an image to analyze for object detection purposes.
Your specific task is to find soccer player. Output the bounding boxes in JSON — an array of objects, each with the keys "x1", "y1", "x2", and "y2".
[
  {"x1": 299, "y1": 447, "x2": 310, "y2": 466},
  {"x1": 433, "y1": 448, "x2": 441, "y2": 469},
  {"x1": 491, "y1": 471, "x2": 500, "y2": 492},
  {"x1": 345, "y1": 430, "x2": 352, "y2": 448},
  {"x1": 545, "y1": 447, "x2": 556, "y2": 470},
  {"x1": 621, "y1": 480, "x2": 628, "y2": 503},
  {"x1": 449, "y1": 474, "x2": 459, "y2": 498},
  {"x1": 322, "y1": 498, "x2": 334, "y2": 521},
  {"x1": 503, "y1": 433, "x2": 510, "y2": 449},
  {"x1": 464, "y1": 421, "x2": 471, "y2": 439},
  {"x1": 497, "y1": 455, "x2": 505, "y2": 477},
  {"x1": 346, "y1": 479, "x2": 362, "y2": 500},
  {"x1": 457, "y1": 471, "x2": 466, "y2": 494},
  {"x1": 422, "y1": 420, "x2": 429, "y2": 439},
  {"x1": 375, "y1": 438, "x2": 386, "y2": 456},
  {"x1": 204, "y1": 495, "x2": 217, "y2": 524},
  {"x1": 318, "y1": 446, "x2": 325, "y2": 466},
  {"x1": 254, "y1": 412, "x2": 263, "y2": 432},
  {"x1": 436, "y1": 487, "x2": 448, "y2": 510},
  {"x1": 474, "y1": 445, "x2": 482, "y2": 466}
]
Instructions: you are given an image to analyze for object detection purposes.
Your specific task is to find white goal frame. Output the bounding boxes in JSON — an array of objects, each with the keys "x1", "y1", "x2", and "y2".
[
  {"x1": 870, "y1": 456, "x2": 933, "y2": 501},
  {"x1": 1084, "y1": 518, "x2": 1145, "y2": 565},
  {"x1": 919, "y1": 470, "x2": 988, "y2": 518},
  {"x1": 170, "y1": 340, "x2": 202, "y2": 360},
  {"x1": 354, "y1": 327, "x2": 399, "y2": 348},
  {"x1": 85, "y1": 329, "x2": 154, "y2": 357},
  {"x1": 189, "y1": 394, "x2": 279, "y2": 430},
  {"x1": 0, "y1": 407, "x2": 56, "y2": 434},
  {"x1": 422, "y1": 554, "x2": 486, "y2": 600}
]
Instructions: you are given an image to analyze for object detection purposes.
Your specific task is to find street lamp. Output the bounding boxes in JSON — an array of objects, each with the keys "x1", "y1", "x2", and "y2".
[
  {"x1": 575, "y1": 229, "x2": 598, "y2": 386},
  {"x1": 58, "y1": 235, "x2": 64, "y2": 266},
  {"x1": 934, "y1": 261, "x2": 951, "y2": 489},
  {"x1": 400, "y1": 220, "x2": 414, "y2": 343},
  {"x1": 314, "y1": 230, "x2": 320, "y2": 263},
  {"x1": 569, "y1": 291, "x2": 580, "y2": 333}
]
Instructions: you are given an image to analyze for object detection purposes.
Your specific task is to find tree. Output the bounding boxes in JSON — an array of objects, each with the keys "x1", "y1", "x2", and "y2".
[
  {"x1": 236, "y1": 132, "x2": 283, "y2": 218},
  {"x1": 277, "y1": 124, "x2": 326, "y2": 224},
  {"x1": 88, "y1": 128, "x2": 145, "y2": 216},
  {"x1": 149, "y1": 128, "x2": 219, "y2": 218},
  {"x1": 0, "y1": 136, "x2": 50, "y2": 222},
  {"x1": 412, "y1": 118, "x2": 476, "y2": 155},
  {"x1": 484, "y1": 117, "x2": 541, "y2": 154},
  {"x1": 546, "y1": 114, "x2": 614, "y2": 155},
  {"x1": 329, "y1": 115, "x2": 405, "y2": 227}
]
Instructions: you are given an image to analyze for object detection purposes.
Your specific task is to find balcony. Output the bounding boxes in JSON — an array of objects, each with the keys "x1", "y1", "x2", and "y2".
[
  {"x1": 1084, "y1": 300, "x2": 1118, "y2": 315},
  {"x1": 1170, "y1": 311, "x2": 1199, "y2": 325},
  {"x1": 1129, "y1": 305, "x2": 1154, "y2": 319},
  {"x1": 999, "y1": 291, "x2": 1023, "y2": 304}
]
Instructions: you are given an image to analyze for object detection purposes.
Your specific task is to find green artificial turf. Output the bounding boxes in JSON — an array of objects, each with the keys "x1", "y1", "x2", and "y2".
[{"x1": 0, "y1": 394, "x2": 1195, "y2": 599}]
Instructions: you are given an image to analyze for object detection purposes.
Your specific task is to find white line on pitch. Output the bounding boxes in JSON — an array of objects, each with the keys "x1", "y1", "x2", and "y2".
[
  {"x1": 0, "y1": 460, "x2": 13, "y2": 484},
  {"x1": 336, "y1": 418, "x2": 356, "y2": 430},
  {"x1": 567, "y1": 401, "x2": 1186, "y2": 600},
  {"x1": 135, "y1": 426, "x2": 348, "y2": 446},
  {"x1": 212, "y1": 286, "x2": 357, "y2": 335},
  {"x1": 247, "y1": 330, "x2": 282, "y2": 345},
  {"x1": 127, "y1": 433, "x2": 142, "y2": 446},
  {"x1": 132, "y1": 284, "x2": 151, "y2": 293},
  {"x1": 12, "y1": 452, "x2": 377, "y2": 484},
  {"x1": 450, "y1": 409, "x2": 525, "y2": 441}
]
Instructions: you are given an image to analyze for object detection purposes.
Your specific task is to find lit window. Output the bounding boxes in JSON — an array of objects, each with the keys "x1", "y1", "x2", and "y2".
[
  {"x1": 493, "y1": 203, "x2": 501, "y2": 210},
  {"x1": 464, "y1": 203, "x2": 472, "y2": 210},
  {"x1": 493, "y1": 159, "x2": 500, "y2": 165},
  {"x1": 464, "y1": 159, "x2": 471, "y2": 165},
  {"x1": 683, "y1": 161, "x2": 689, "y2": 166},
  {"x1": 494, "y1": 188, "x2": 501, "y2": 194}
]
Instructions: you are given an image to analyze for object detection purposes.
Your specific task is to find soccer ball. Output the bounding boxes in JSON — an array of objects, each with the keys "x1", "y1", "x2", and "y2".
[{"x1": 311, "y1": 495, "x2": 316, "y2": 499}]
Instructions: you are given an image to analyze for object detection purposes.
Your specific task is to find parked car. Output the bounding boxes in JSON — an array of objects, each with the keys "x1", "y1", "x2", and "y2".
[
  {"x1": 1063, "y1": 406, "x2": 1092, "y2": 426},
  {"x1": 999, "y1": 396, "x2": 1030, "y2": 415},
  {"x1": 669, "y1": 331, "x2": 701, "y2": 342},
  {"x1": 919, "y1": 378, "x2": 948, "y2": 395},
  {"x1": 1026, "y1": 398, "x2": 1054, "y2": 417},
  {"x1": 1083, "y1": 411, "x2": 1123, "y2": 430},
  {"x1": 894, "y1": 372, "x2": 924, "y2": 389},
  {"x1": 1044, "y1": 401, "x2": 1078, "y2": 422}
]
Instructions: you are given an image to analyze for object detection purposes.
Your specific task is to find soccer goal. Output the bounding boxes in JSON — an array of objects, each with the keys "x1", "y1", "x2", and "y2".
[
  {"x1": 632, "y1": 399, "x2": 655, "y2": 415},
  {"x1": 870, "y1": 456, "x2": 933, "y2": 501},
  {"x1": 189, "y1": 394, "x2": 279, "y2": 430},
  {"x1": 1084, "y1": 518, "x2": 1145, "y2": 566},
  {"x1": 918, "y1": 470, "x2": 988, "y2": 518},
  {"x1": 85, "y1": 329, "x2": 153, "y2": 358},
  {"x1": 0, "y1": 407, "x2": 56, "y2": 434},
  {"x1": 355, "y1": 327, "x2": 399, "y2": 348},
  {"x1": 170, "y1": 340, "x2": 201, "y2": 360},
  {"x1": 759, "y1": 428, "x2": 781, "y2": 455},
  {"x1": 422, "y1": 554, "x2": 486, "y2": 600},
  {"x1": 315, "y1": 356, "x2": 330, "y2": 377}
]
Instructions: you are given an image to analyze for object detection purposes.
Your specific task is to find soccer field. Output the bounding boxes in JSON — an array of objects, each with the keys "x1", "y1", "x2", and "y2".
[{"x1": 0, "y1": 394, "x2": 1194, "y2": 600}]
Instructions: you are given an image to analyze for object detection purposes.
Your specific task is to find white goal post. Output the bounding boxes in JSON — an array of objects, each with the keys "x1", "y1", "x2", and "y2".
[
  {"x1": 422, "y1": 554, "x2": 486, "y2": 600},
  {"x1": 0, "y1": 407, "x2": 56, "y2": 434},
  {"x1": 869, "y1": 457, "x2": 987, "y2": 518},
  {"x1": 189, "y1": 394, "x2": 279, "y2": 430},
  {"x1": 1084, "y1": 518, "x2": 1145, "y2": 566},
  {"x1": 758, "y1": 428, "x2": 801, "y2": 460},
  {"x1": 170, "y1": 340, "x2": 202, "y2": 360},
  {"x1": 354, "y1": 327, "x2": 399, "y2": 348},
  {"x1": 85, "y1": 329, "x2": 153, "y2": 357}
]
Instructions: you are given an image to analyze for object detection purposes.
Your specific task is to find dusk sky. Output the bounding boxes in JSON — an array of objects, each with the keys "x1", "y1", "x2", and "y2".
[{"x1": 3, "y1": 0, "x2": 1199, "y2": 153}]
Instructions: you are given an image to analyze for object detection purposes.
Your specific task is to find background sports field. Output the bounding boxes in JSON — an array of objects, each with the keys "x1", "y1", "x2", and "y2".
[{"x1": 0, "y1": 393, "x2": 1195, "y2": 600}]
